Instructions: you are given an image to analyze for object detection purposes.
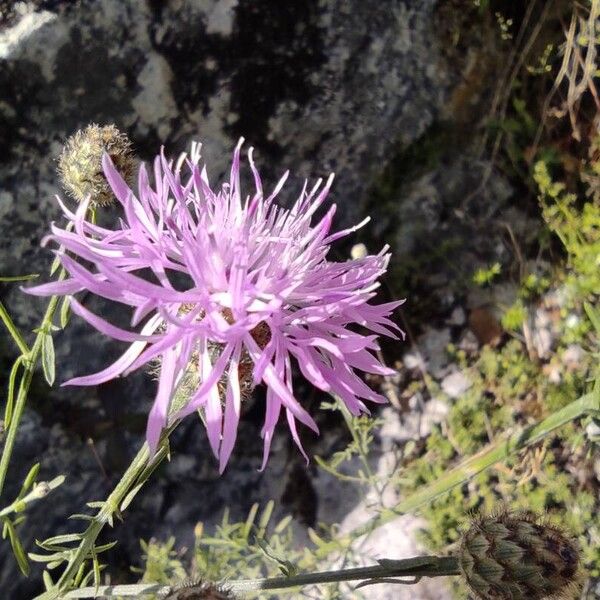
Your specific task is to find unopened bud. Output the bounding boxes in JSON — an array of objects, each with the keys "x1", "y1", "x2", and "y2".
[
  {"x1": 459, "y1": 508, "x2": 581, "y2": 599},
  {"x1": 33, "y1": 481, "x2": 51, "y2": 498},
  {"x1": 58, "y1": 123, "x2": 135, "y2": 206}
]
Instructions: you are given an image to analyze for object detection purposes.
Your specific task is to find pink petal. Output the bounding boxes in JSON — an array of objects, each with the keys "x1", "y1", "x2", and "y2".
[
  {"x1": 69, "y1": 298, "x2": 162, "y2": 342},
  {"x1": 146, "y1": 347, "x2": 179, "y2": 454},
  {"x1": 219, "y1": 345, "x2": 242, "y2": 472}
]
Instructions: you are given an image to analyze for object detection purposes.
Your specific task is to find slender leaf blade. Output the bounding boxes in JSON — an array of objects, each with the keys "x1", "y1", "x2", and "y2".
[{"x1": 41, "y1": 334, "x2": 55, "y2": 386}]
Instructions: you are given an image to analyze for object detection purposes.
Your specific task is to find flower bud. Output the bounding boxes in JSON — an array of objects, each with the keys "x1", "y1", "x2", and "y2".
[
  {"x1": 459, "y1": 509, "x2": 581, "y2": 600},
  {"x1": 58, "y1": 123, "x2": 135, "y2": 206}
]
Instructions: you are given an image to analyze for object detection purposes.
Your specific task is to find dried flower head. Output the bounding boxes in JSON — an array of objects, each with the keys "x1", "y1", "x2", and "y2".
[
  {"x1": 459, "y1": 508, "x2": 581, "y2": 600},
  {"x1": 58, "y1": 123, "x2": 135, "y2": 206},
  {"x1": 28, "y1": 138, "x2": 404, "y2": 472},
  {"x1": 165, "y1": 579, "x2": 237, "y2": 600}
]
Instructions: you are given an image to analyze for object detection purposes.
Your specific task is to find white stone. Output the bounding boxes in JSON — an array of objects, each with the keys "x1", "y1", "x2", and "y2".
[
  {"x1": 403, "y1": 351, "x2": 426, "y2": 371},
  {"x1": 441, "y1": 370, "x2": 472, "y2": 398}
]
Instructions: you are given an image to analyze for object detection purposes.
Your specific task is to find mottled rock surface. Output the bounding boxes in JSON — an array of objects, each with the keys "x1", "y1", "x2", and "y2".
[{"x1": 0, "y1": 1, "x2": 520, "y2": 597}]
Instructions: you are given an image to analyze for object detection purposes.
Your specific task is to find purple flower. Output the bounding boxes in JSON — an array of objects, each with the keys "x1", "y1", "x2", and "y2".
[{"x1": 27, "y1": 139, "x2": 404, "y2": 472}]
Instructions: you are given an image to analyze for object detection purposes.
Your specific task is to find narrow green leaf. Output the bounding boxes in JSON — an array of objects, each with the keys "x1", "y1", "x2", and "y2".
[
  {"x1": 45, "y1": 475, "x2": 66, "y2": 491},
  {"x1": 93, "y1": 540, "x2": 117, "y2": 554},
  {"x1": 5, "y1": 519, "x2": 30, "y2": 575},
  {"x1": 120, "y1": 483, "x2": 143, "y2": 513},
  {"x1": 13, "y1": 515, "x2": 26, "y2": 527},
  {"x1": 28, "y1": 551, "x2": 70, "y2": 563},
  {"x1": 0, "y1": 274, "x2": 39, "y2": 282},
  {"x1": 73, "y1": 561, "x2": 87, "y2": 587},
  {"x1": 0, "y1": 301, "x2": 30, "y2": 355},
  {"x1": 18, "y1": 463, "x2": 40, "y2": 500},
  {"x1": 50, "y1": 255, "x2": 61, "y2": 276},
  {"x1": 307, "y1": 527, "x2": 327, "y2": 548},
  {"x1": 79, "y1": 566, "x2": 96, "y2": 588},
  {"x1": 37, "y1": 533, "x2": 82, "y2": 548},
  {"x1": 41, "y1": 334, "x2": 56, "y2": 387},
  {"x1": 242, "y1": 503, "x2": 259, "y2": 541},
  {"x1": 5, "y1": 356, "x2": 24, "y2": 428},
  {"x1": 42, "y1": 570, "x2": 54, "y2": 590},
  {"x1": 93, "y1": 553, "x2": 100, "y2": 590},
  {"x1": 258, "y1": 500, "x2": 274, "y2": 535},
  {"x1": 59, "y1": 296, "x2": 71, "y2": 329},
  {"x1": 584, "y1": 301, "x2": 600, "y2": 334},
  {"x1": 274, "y1": 514, "x2": 293, "y2": 534}
]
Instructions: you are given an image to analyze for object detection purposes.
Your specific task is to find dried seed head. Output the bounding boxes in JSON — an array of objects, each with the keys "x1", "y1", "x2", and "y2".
[
  {"x1": 58, "y1": 123, "x2": 135, "y2": 206},
  {"x1": 165, "y1": 579, "x2": 237, "y2": 600},
  {"x1": 459, "y1": 508, "x2": 581, "y2": 600}
]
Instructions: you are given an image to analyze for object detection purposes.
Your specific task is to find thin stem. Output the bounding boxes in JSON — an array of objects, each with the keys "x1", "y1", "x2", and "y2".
[
  {"x1": 35, "y1": 430, "x2": 174, "y2": 600},
  {"x1": 336, "y1": 399, "x2": 381, "y2": 495},
  {"x1": 315, "y1": 389, "x2": 600, "y2": 558},
  {"x1": 0, "y1": 475, "x2": 65, "y2": 518},
  {"x1": 61, "y1": 555, "x2": 460, "y2": 598},
  {"x1": 0, "y1": 285, "x2": 63, "y2": 496},
  {"x1": 54, "y1": 444, "x2": 151, "y2": 591},
  {"x1": 0, "y1": 300, "x2": 30, "y2": 356}
]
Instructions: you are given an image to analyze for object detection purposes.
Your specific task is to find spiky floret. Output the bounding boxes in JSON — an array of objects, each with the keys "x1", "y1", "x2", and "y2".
[
  {"x1": 459, "y1": 508, "x2": 582, "y2": 600},
  {"x1": 27, "y1": 138, "x2": 404, "y2": 472},
  {"x1": 58, "y1": 123, "x2": 135, "y2": 206}
]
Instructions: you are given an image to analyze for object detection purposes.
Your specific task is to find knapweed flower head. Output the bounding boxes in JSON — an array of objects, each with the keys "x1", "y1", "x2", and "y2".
[
  {"x1": 459, "y1": 508, "x2": 581, "y2": 600},
  {"x1": 58, "y1": 123, "x2": 135, "y2": 206},
  {"x1": 165, "y1": 579, "x2": 237, "y2": 600},
  {"x1": 28, "y1": 137, "x2": 404, "y2": 471}
]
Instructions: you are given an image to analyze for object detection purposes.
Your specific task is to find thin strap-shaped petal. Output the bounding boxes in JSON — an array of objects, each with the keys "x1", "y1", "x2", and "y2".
[
  {"x1": 69, "y1": 298, "x2": 163, "y2": 342},
  {"x1": 175, "y1": 342, "x2": 235, "y2": 419},
  {"x1": 219, "y1": 344, "x2": 242, "y2": 472},
  {"x1": 62, "y1": 338, "x2": 147, "y2": 386},
  {"x1": 259, "y1": 388, "x2": 282, "y2": 471},
  {"x1": 146, "y1": 347, "x2": 179, "y2": 454},
  {"x1": 102, "y1": 152, "x2": 132, "y2": 205},
  {"x1": 286, "y1": 409, "x2": 309, "y2": 463},
  {"x1": 23, "y1": 279, "x2": 84, "y2": 297},
  {"x1": 203, "y1": 345, "x2": 224, "y2": 458},
  {"x1": 245, "y1": 335, "x2": 318, "y2": 434},
  {"x1": 343, "y1": 349, "x2": 397, "y2": 376}
]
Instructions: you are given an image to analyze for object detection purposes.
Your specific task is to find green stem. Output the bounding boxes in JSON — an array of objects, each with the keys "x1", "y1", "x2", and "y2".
[
  {"x1": 315, "y1": 389, "x2": 600, "y2": 558},
  {"x1": 337, "y1": 399, "x2": 380, "y2": 494},
  {"x1": 0, "y1": 301, "x2": 30, "y2": 356},
  {"x1": 35, "y1": 431, "x2": 173, "y2": 600},
  {"x1": 0, "y1": 288, "x2": 63, "y2": 497},
  {"x1": 55, "y1": 443, "x2": 150, "y2": 591},
  {"x1": 62, "y1": 555, "x2": 460, "y2": 598}
]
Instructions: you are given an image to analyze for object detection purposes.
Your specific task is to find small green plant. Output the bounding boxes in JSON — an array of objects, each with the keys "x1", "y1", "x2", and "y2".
[
  {"x1": 133, "y1": 538, "x2": 187, "y2": 585},
  {"x1": 472, "y1": 262, "x2": 501, "y2": 286}
]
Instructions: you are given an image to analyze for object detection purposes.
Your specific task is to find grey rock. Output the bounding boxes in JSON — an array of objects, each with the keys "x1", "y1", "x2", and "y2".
[
  {"x1": 415, "y1": 327, "x2": 451, "y2": 378},
  {"x1": 446, "y1": 306, "x2": 465, "y2": 326}
]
